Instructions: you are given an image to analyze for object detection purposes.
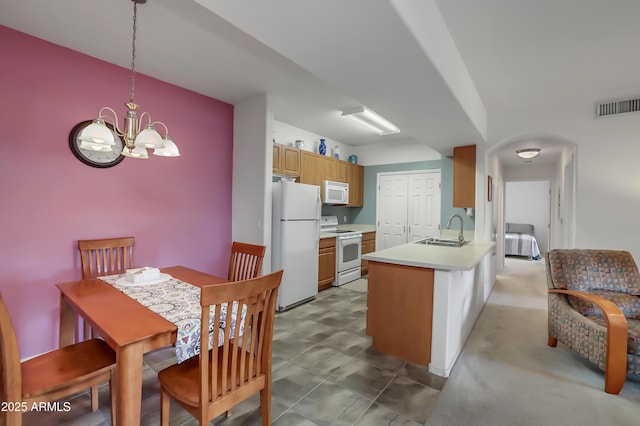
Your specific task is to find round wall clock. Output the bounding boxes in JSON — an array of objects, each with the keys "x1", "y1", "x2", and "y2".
[{"x1": 69, "y1": 120, "x2": 125, "y2": 168}]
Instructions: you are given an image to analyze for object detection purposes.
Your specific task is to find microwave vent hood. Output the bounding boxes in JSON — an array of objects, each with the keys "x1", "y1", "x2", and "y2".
[{"x1": 323, "y1": 180, "x2": 349, "y2": 205}]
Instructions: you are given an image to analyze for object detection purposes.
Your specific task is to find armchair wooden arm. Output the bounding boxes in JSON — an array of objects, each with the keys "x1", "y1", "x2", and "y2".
[{"x1": 548, "y1": 289, "x2": 628, "y2": 394}]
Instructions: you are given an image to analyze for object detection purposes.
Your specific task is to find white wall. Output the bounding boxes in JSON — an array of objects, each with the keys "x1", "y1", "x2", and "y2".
[
  {"x1": 273, "y1": 119, "x2": 444, "y2": 168},
  {"x1": 232, "y1": 94, "x2": 273, "y2": 271},
  {"x1": 354, "y1": 140, "x2": 441, "y2": 166},
  {"x1": 505, "y1": 180, "x2": 550, "y2": 253},
  {"x1": 390, "y1": 0, "x2": 487, "y2": 141},
  {"x1": 273, "y1": 120, "x2": 354, "y2": 161},
  {"x1": 503, "y1": 162, "x2": 556, "y2": 180},
  {"x1": 489, "y1": 97, "x2": 640, "y2": 261}
]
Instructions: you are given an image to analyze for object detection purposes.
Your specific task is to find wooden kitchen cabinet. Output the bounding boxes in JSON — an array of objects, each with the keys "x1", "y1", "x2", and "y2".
[
  {"x1": 318, "y1": 237, "x2": 336, "y2": 291},
  {"x1": 333, "y1": 158, "x2": 346, "y2": 182},
  {"x1": 299, "y1": 151, "x2": 364, "y2": 207},
  {"x1": 282, "y1": 145, "x2": 301, "y2": 176},
  {"x1": 272, "y1": 143, "x2": 301, "y2": 176},
  {"x1": 453, "y1": 144, "x2": 476, "y2": 208},
  {"x1": 300, "y1": 151, "x2": 325, "y2": 189},
  {"x1": 321, "y1": 155, "x2": 348, "y2": 182},
  {"x1": 272, "y1": 143, "x2": 282, "y2": 174},
  {"x1": 360, "y1": 231, "x2": 376, "y2": 275},
  {"x1": 367, "y1": 261, "x2": 434, "y2": 365},
  {"x1": 323, "y1": 155, "x2": 336, "y2": 181},
  {"x1": 346, "y1": 163, "x2": 364, "y2": 207}
]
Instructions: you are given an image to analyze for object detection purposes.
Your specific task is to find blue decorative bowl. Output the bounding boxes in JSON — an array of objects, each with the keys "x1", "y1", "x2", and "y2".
[{"x1": 348, "y1": 155, "x2": 358, "y2": 164}]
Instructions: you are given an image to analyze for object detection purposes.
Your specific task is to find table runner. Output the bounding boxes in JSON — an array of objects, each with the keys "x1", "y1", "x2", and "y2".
[{"x1": 99, "y1": 273, "x2": 245, "y2": 362}]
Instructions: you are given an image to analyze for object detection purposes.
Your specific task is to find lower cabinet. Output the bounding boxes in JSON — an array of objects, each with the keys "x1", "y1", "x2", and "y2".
[
  {"x1": 318, "y1": 237, "x2": 336, "y2": 291},
  {"x1": 361, "y1": 232, "x2": 376, "y2": 276}
]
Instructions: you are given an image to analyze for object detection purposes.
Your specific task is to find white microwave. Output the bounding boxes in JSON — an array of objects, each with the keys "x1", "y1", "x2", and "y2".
[{"x1": 323, "y1": 180, "x2": 349, "y2": 205}]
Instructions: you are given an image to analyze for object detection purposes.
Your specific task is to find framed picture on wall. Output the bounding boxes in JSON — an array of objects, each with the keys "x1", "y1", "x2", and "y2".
[{"x1": 487, "y1": 175, "x2": 493, "y2": 201}]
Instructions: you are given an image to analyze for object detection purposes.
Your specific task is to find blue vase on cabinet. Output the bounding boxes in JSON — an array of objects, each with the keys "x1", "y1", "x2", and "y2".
[{"x1": 319, "y1": 138, "x2": 327, "y2": 155}]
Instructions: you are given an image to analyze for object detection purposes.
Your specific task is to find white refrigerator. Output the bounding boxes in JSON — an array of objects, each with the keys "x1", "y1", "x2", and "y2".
[{"x1": 272, "y1": 180, "x2": 321, "y2": 311}]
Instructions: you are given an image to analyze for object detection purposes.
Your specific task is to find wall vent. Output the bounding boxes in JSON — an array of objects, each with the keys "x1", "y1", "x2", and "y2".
[{"x1": 596, "y1": 97, "x2": 640, "y2": 118}]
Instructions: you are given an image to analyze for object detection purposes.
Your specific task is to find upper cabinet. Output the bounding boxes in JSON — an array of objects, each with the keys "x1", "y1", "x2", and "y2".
[
  {"x1": 452, "y1": 144, "x2": 476, "y2": 208},
  {"x1": 299, "y1": 151, "x2": 325, "y2": 188},
  {"x1": 298, "y1": 151, "x2": 363, "y2": 207},
  {"x1": 273, "y1": 143, "x2": 301, "y2": 177},
  {"x1": 346, "y1": 162, "x2": 364, "y2": 207},
  {"x1": 333, "y1": 158, "x2": 347, "y2": 182},
  {"x1": 272, "y1": 143, "x2": 282, "y2": 174}
]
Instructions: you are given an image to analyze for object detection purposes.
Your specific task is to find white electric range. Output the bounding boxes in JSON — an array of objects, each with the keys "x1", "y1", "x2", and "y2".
[{"x1": 320, "y1": 216, "x2": 362, "y2": 286}]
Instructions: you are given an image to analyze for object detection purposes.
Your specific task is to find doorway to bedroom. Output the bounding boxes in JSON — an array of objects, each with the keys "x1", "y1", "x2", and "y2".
[{"x1": 504, "y1": 180, "x2": 550, "y2": 258}]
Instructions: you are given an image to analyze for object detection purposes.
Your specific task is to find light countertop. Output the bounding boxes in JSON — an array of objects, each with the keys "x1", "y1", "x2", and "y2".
[
  {"x1": 363, "y1": 239, "x2": 495, "y2": 271},
  {"x1": 321, "y1": 224, "x2": 376, "y2": 239}
]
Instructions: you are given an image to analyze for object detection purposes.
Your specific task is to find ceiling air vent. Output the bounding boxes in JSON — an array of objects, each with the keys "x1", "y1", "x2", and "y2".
[{"x1": 596, "y1": 97, "x2": 640, "y2": 118}]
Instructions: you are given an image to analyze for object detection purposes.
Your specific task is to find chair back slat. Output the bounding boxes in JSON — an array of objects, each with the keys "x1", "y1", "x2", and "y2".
[
  {"x1": 76, "y1": 237, "x2": 134, "y2": 342},
  {"x1": 78, "y1": 237, "x2": 134, "y2": 279},
  {"x1": 227, "y1": 242, "x2": 266, "y2": 281},
  {"x1": 199, "y1": 270, "x2": 282, "y2": 407}
]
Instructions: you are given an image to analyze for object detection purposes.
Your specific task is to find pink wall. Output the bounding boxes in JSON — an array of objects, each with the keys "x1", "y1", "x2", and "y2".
[{"x1": 0, "y1": 26, "x2": 234, "y2": 359}]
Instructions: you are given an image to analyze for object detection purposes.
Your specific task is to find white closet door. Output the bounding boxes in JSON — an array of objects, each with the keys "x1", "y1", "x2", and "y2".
[
  {"x1": 377, "y1": 174, "x2": 408, "y2": 250},
  {"x1": 408, "y1": 171, "x2": 441, "y2": 241}
]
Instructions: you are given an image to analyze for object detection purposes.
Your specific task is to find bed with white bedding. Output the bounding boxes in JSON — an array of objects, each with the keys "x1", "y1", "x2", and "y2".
[{"x1": 504, "y1": 223, "x2": 541, "y2": 260}]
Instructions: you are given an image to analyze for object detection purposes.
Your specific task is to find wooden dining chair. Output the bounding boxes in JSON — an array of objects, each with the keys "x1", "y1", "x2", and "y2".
[
  {"x1": 228, "y1": 241, "x2": 266, "y2": 281},
  {"x1": 0, "y1": 292, "x2": 116, "y2": 426},
  {"x1": 157, "y1": 270, "x2": 283, "y2": 426},
  {"x1": 77, "y1": 235, "x2": 133, "y2": 408},
  {"x1": 77, "y1": 237, "x2": 134, "y2": 339},
  {"x1": 78, "y1": 236, "x2": 135, "y2": 280}
]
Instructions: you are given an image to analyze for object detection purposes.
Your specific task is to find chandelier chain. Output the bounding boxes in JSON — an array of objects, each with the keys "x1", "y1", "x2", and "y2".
[
  {"x1": 130, "y1": 0, "x2": 137, "y2": 103},
  {"x1": 80, "y1": 0, "x2": 179, "y2": 158}
]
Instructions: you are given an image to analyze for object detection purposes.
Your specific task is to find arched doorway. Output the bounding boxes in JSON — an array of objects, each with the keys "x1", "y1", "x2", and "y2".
[{"x1": 486, "y1": 134, "x2": 577, "y2": 270}]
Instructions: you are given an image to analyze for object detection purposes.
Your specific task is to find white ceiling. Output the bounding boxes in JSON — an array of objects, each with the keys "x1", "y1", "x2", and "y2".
[{"x1": 2, "y1": 0, "x2": 640, "y2": 166}]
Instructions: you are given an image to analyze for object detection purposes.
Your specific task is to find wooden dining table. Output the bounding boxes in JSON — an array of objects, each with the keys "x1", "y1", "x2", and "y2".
[{"x1": 57, "y1": 265, "x2": 228, "y2": 426}]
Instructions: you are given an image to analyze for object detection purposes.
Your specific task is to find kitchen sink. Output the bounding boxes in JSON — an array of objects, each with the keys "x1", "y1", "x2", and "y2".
[{"x1": 414, "y1": 237, "x2": 468, "y2": 247}]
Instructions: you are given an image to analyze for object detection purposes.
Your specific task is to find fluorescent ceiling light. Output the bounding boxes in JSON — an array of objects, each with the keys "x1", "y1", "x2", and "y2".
[
  {"x1": 341, "y1": 106, "x2": 400, "y2": 135},
  {"x1": 516, "y1": 148, "x2": 541, "y2": 159}
]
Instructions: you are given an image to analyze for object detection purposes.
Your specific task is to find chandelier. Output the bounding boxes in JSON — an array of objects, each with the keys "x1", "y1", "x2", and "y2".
[{"x1": 79, "y1": 0, "x2": 179, "y2": 159}]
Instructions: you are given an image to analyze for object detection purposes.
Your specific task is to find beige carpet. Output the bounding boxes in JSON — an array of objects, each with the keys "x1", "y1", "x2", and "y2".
[
  {"x1": 342, "y1": 278, "x2": 369, "y2": 293},
  {"x1": 427, "y1": 257, "x2": 640, "y2": 425},
  {"x1": 341, "y1": 277, "x2": 368, "y2": 292}
]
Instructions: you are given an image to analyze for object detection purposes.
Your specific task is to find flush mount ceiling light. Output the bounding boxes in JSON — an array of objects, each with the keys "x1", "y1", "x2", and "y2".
[
  {"x1": 515, "y1": 148, "x2": 541, "y2": 159},
  {"x1": 341, "y1": 106, "x2": 400, "y2": 136},
  {"x1": 79, "y1": 0, "x2": 180, "y2": 159}
]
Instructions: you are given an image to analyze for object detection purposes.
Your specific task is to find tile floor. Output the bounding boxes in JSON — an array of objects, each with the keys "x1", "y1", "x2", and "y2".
[{"x1": 23, "y1": 283, "x2": 446, "y2": 425}]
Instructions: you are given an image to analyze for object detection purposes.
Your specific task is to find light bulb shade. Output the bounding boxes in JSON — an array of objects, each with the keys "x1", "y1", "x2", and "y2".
[
  {"x1": 78, "y1": 120, "x2": 116, "y2": 146},
  {"x1": 135, "y1": 126, "x2": 164, "y2": 149},
  {"x1": 121, "y1": 144, "x2": 149, "y2": 159},
  {"x1": 79, "y1": 140, "x2": 114, "y2": 152},
  {"x1": 341, "y1": 106, "x2": 400, "y2": 135},
  {"x1": 516, "y1": 148, "x2": 541, "y2": 159},
  {"x1": 153, "y1": 138, "x2": 180, "y2": 157}
]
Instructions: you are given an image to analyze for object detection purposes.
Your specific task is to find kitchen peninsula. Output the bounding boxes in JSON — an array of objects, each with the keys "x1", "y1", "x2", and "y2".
[{"x1": 363, "y1": 238, "x2": 495, "y2": 378}]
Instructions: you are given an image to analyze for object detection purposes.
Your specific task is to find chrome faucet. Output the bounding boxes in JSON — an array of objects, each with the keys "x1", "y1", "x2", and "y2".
[{"x1": 446, "y1": 214, "x2": 465, "y2": 245}]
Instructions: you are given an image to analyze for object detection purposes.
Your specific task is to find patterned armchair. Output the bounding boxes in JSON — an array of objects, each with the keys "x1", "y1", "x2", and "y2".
[{"x1": 545, "y1": 249, "x2": 640, "y2": 394}]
